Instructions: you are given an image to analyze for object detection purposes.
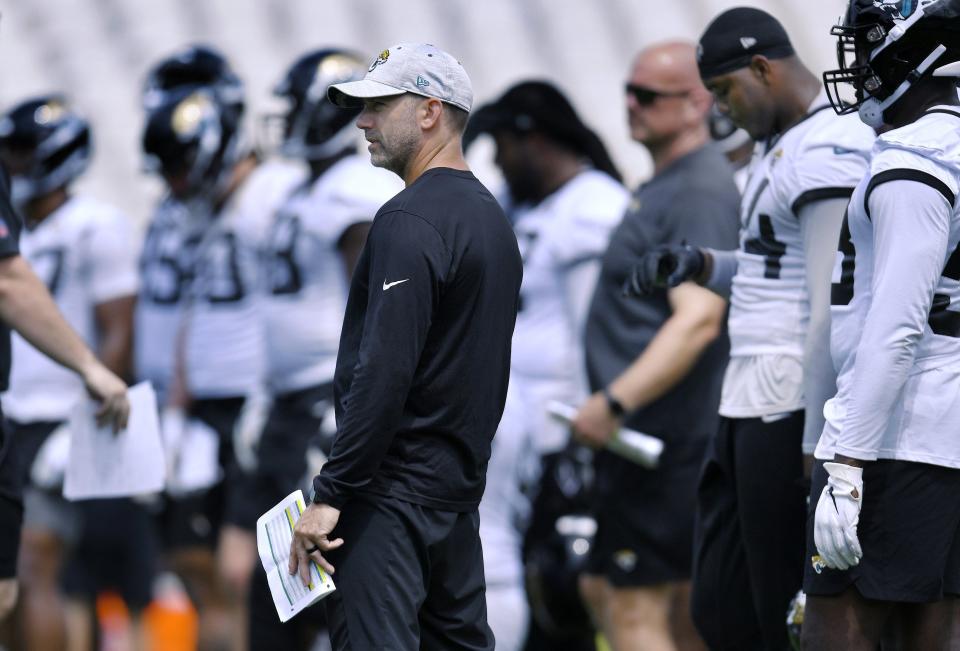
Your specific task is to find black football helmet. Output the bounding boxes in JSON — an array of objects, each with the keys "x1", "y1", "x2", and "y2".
[
  {"x1": 268, "y1": 48, "x2": 365, "y2": 160},
  {"x1": 824, "y1": 0, "x2": 960, "y2": 127},
  {"x1": 142, "y1": 44, "x2": 244, "y2": 121},
  {"x1": 523, "y1": 444, "x2": 596, "y2": 639},
  {"x1": 142, "y1": 85, "x2": 241, "y2": 201},
  {"x1": 0, "y1": 94, "x2": 91, "y2": 208}
]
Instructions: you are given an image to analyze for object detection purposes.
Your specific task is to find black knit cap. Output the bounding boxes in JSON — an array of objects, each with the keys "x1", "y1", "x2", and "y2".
[
  {"x1": 464, "y1": 80, "x2": 621, "y2": 182},
  {"x1": 697, "y1": 7, "x2": 795, "y2": 80}
]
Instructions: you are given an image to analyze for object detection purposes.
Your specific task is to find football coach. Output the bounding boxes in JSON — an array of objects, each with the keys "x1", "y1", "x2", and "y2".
[{"x1": 289, "y1": 42, "x2": 523, "y2": 650}]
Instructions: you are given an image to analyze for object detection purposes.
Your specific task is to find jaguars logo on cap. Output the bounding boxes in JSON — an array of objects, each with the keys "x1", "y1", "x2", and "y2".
[{"x1": 369, "y1": 49, "x2": 390, "y2": 72}]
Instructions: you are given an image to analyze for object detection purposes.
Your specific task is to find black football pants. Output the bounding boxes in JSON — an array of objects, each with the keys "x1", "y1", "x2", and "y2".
[{"x1": 691, "y1": 412, "x2": 807, "y2": 651}]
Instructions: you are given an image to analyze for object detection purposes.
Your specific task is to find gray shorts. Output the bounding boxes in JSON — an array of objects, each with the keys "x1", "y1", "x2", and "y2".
[{"x1": 23, "y1": 486, "x2": 81, "y2": 544}]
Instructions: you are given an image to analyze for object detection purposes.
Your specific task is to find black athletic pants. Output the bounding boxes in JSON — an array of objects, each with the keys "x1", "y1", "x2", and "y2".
[
  {"x1": 691, "y1": 412, "x2": 807, "y2": 651},
  {"x1": 0, "y1": 407, "x2": 22, "y2": 579},
  {"x1": 324, "y1": 493, "x2": 493, "y2": 651}
]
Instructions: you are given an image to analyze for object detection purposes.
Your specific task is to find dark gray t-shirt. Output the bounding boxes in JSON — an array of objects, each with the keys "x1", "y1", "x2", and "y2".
[{"x1": 585, "y1": 144, "x2": 740, "y2": 445}]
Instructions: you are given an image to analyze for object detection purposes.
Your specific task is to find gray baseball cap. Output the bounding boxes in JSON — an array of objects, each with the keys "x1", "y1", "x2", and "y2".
[{"x1": 327, "y1": 42, "x2": 473, "y2": 112}]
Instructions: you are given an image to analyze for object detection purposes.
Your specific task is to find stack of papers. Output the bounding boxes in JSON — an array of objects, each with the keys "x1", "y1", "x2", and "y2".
[
  {"x1": 257, "y1": 490, "x2": 336, "y2": 622},
  {"x1": 64, "y1": 382, "x2": 166, "y2": 500}
]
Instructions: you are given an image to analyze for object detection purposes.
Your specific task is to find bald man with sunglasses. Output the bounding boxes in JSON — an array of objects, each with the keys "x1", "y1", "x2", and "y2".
[{"x1": 573, "y1": 41, "x2": 739, "y2": 651}]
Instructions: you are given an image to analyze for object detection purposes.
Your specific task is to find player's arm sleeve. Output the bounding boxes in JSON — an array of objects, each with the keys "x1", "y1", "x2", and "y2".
[
  {"x1": 88, "y1": 213, "x2": 141, "y2": 303},
  {"x1": 798, "y1": 197, "x2": 848, "y2": 453},
  {"x1": 312, "y1": 212, "x2": 449, "y2": 508},
  {"x1": 702, "y1": 248, "x2": 739, "y2": 298},
  {"x1": 836, "y1": 178, "x2": 954, "y2": 460}
]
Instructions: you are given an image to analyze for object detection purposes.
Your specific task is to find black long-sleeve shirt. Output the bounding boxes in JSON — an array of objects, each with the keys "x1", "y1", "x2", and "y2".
[
  {"x1": 0, "y1": 168, "x2": 22, "y2": 393},
  {"x1": 313, "y1": 168, "x2": 522, "y2": 512},
  {"x1": 0, "y1": 166, "x2": 24, "y2": 501}
]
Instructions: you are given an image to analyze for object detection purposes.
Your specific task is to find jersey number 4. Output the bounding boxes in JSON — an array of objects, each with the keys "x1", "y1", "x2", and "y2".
[
  {"x1": 744, "y1": 214, "x2": 787, "y2": 279},
  {"x1": 831, "y1": 210, "x2": 960, "y2": 336}
]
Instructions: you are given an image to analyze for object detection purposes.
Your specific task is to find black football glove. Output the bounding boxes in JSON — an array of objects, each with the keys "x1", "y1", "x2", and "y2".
[{"x1": 623, "y1": 244, "x2": 705, "y2": 296}]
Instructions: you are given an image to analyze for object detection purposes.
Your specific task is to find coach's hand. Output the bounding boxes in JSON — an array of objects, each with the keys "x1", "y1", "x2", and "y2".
[
  {"x1": 813, "y1": 462, "x2": 863, "y2": 570},
  {"x1": 571, "y1": 392, "x2": 619, "y2": 449},
  {"x1": 81, "y1": 360, "x2": 130, "y2": 433},
  {"x1": 623, "y1": 244, "x2": 705, "y2": 296},
  {"x1": 289, "y1": 502, "x2": 344, "y2": 586}
]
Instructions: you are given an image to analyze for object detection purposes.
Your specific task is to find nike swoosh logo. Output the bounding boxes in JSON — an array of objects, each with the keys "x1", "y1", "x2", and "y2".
[{"x1": 382, "y1": 278, "x2": 410, "y2": 291}]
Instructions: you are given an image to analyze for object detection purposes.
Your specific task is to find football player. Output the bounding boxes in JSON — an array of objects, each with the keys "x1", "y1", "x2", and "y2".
[
  {"x1": 628, "y1": 8, "x2": 876, "y2": 649},
  {"x1": 244, "y1": 48, "x2": 400, "y2": 651},
  {"x1": 805, "y1": 1, "x2": 960, "y2": 648},
  {"x1": 136, "y1": 45, "x2": 245, "y2": 407},
  {"x1": 0, "y1": 95, "x2": 144, "y2": 651},
  {"x1": 139, "y1": 45, "x2": 302, "y2": 650},
  {"x1": 465, "y1": 80, "x2": 629, "y2": 651}
]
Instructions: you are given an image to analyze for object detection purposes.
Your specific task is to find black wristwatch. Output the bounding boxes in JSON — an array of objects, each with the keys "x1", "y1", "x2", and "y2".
[{"x1": 602, "y1": 387, "x2": 626, "y2": 418}]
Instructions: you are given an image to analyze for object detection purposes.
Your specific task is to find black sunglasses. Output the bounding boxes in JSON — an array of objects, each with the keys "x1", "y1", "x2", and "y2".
[{"x1": 624, "y1": 84, "x2": 689, "y2": 106}]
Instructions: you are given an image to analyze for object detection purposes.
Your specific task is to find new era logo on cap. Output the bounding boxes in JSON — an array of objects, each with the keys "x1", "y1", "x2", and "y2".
[
  {"x1": 740, "y1": 36, "x2": 757, "y2": 50},
  {"x1": 327, "y1": 42, "x2": 473, "y2": 112}
]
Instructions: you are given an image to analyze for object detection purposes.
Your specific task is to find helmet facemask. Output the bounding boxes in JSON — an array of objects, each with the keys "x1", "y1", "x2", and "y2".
[
  {"x1": 265, "y1": 50, "x2": 365, "y2": 162},
  {"x1": 824, "y1": 0, "x2": 960, "y2": 128},
  {"x1": 142, "y1": 89, "x2": 241, "y2": 205},
  {"x1": 0, "y1": 96, "x2": 92, "y2": 209}
]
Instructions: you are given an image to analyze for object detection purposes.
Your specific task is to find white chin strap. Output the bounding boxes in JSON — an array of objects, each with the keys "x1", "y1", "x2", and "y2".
[{"x1": 860, "y1": 44, "x2": 950, "y2": 128}]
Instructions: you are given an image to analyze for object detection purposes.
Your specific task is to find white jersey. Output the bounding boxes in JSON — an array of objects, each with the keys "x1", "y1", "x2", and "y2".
[
  {"x1": 263, "y1": 155, "x2": 400, "y2": 393},
  {"x1": 184, "y1": 161, "x2": 303, "y2": 399},
  {"x1": 4, "y1": 196, "x2": 139, "y2": 422},
  {"x1": 509, "y1": 169, "x2": 627, "y2": 450},
  {"x1": 817, "y1": 107, "x2": 960, "y2": 467},
  {"x1": 720, "y1": 93, "x2": 873, "y2": 417},
  {"x1": 135, "y1": 198, "x2": 198, "y2": 403}
]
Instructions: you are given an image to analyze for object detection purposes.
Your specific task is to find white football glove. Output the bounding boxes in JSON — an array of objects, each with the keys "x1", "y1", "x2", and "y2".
[
  {"x1": 30, "y1": 423, "x2": 71, "y2": 490},
  {"x1": 232, "y1": 390, "x2": 271, "y2": 473},
  {"x1": 813, "y1": 462, "x2": 864, "y2": 570},
  {"x1": 160, "y1": 406, "x2": 187, "y2": 487}
]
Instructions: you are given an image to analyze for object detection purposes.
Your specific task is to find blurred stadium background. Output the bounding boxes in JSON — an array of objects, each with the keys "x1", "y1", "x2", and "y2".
[{"x1": 0, "y1": 0, "x2": 848, "y2": 224}]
